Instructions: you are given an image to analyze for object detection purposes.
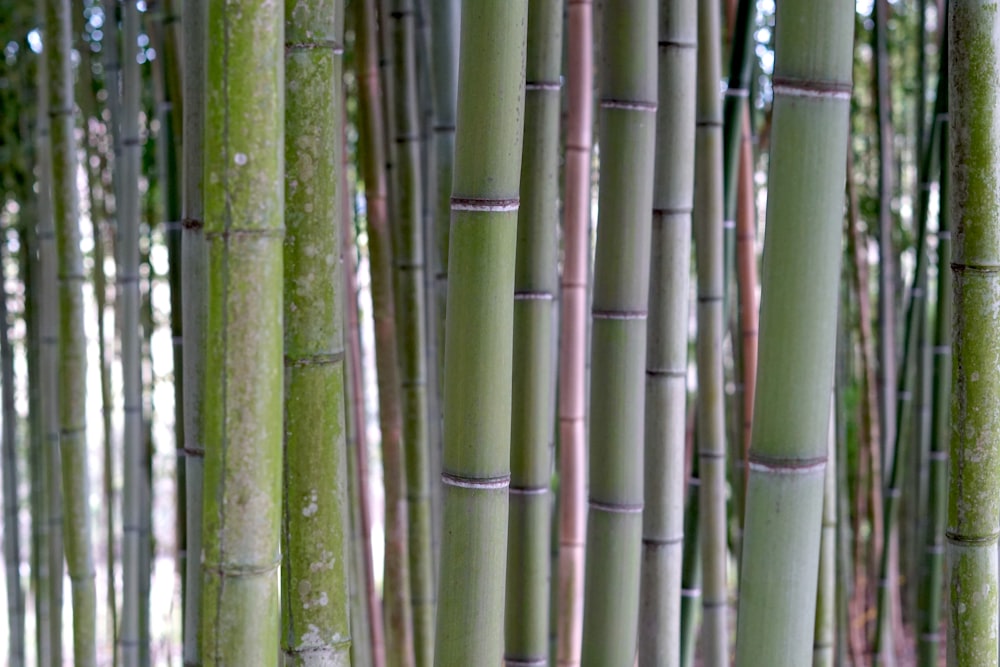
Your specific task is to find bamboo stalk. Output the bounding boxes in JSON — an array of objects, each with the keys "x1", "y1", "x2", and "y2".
[
  {"x1": 556, "y1": 1, "x2": 593, "y2": 665},
  {"x1": 733, "y1": 0, "x2": 854, "y2": 663},
  {"x1": 813, "y1": 399, "x2": 837, "y2": 667}
]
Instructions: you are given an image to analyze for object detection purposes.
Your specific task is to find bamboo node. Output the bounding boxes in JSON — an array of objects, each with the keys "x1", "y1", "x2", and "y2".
[
  {"x1": 592, "y1": 309, "x2": 647, "y2": 321},
  {"x1": 747, "y1": 453, "x2": 826, "y2": 475},
  {"x1": 945, "y1": 530, "x2": 1000, "y2": 546},
  {"x1": 514, "y1": 291, "x2": 554, "y2": 301},
  {"x1": 588, "y1": 498, "x2": 642, "y2": 514},
  {"x1": 771, "y1": 77, "x2": 852, "y2": 100},
  {"x1": 441, "y1": 472, "x2": 510, "y2": 490},
  {"x1": 600, "y1": 98, "x2": 657, "y2": 112},
  {"x1": 450, "y1": 197, "x2": 520, "y2": 213}
]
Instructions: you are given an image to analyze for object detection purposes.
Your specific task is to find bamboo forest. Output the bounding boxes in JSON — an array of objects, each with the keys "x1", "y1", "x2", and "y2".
[{"x1": 3, "y1": 0, "x2": 1000, "y2": 665}]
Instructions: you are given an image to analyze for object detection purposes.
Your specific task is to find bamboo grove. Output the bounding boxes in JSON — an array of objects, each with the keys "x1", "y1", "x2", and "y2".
[{"x1": 0, "y1": 0, "x2": 998, "y2": 665}]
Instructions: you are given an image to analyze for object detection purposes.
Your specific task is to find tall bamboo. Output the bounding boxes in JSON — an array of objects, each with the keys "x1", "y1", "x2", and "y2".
[
  {"x1": 1, "y1": 219, "x2": 23, "y2": 667},
  {"x1": 199, "y1": 0, "x2": 284, "y2": 661},
  {"x1": 694, "y1": 0, "x2": 729, "y2": 661},
  {"x1": 918, "y1": 91, "x2": 949, "y2": 667},
  {"x1": 638, "y1": 0, "x2": 696, "y2": 663},
  {"x1": 679, "y1": 459, "x2": 702, "y2": 667},
  {"x1": 119, "y1": 2, "x2": 144, "y2": 664},
  {"x1": 556, "y1": 1, "x2": 593, "y2": 664},
  {"x1": 580, "y1": 2, "x2": 657, "y2": 664},
  {"x1": 433, "y1": 1, "x2": 528, "y2": 662},
  {"x1": 181, "y1": 0, "x2": 207, "y2": 663},
  {"x1": 34, "y1": 41, "x2": 62, "y2": 667},
  {"x1": 733, "y1": 1, "x2": 853, "y2": 664},
  {"x1": 813, "y1": 400, "x2": 837, "y2": 667},
  {"x1": 388, "y1": 3, "x2": 435, "y2": 662},
  {"x1": 504, "y1": 0, "x2": 562, "y2": 662},
  {"x1": 45, "y1": 0, "x2": 97, "y2": 662},
  {"x1": 946, "y1": 2, "x2": 1000, "y2": 663},
  {"x1": 281, "y1": 0, "x2": 352, "y2": 662},
  {"x1": 355, "y1": 0, "x2": 417, "y2": 664}
]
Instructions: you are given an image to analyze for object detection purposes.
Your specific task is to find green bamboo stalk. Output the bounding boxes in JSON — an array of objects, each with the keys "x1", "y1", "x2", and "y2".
[
  {"x1": 946, "y1": 2, "x2": 1000, "y2": 663},
  {"x1": 433, "y1": 1, "x2": 527, "y2": 663},
  {"x1": 119, "y1": 2, "x2": 144, "y2": 664},
  {"x1": 733, "y1": 1, "x2": 853, "y2": 664},
  {"x1": 556, "y1": 2, "x2": 593, "y2": 664},
  {"x1": 2, "y1": 218, "x2": 24, "y2": 667},
  {"x1": 503, "y1": 0, "x2": 562, "y2": 662},
  {"x1": 917, "y1": 92, "x2": 949, "y2": 667},
  {"x1": 694, "y1": 0, "x2": 729, "y2": 661},
  {"x1": 580, "y1": 2, "x2": 656, "y2": 664},
  {"x1": 638, "y1": 0, "x2": 696, "y2": 664},
  {"x1": 45, "y1": 0, "x2": 97, "y2": 661},
  {"x1": 34, "y1": 39, "x2": 62, "y2": 667},
  {"x1": 199, "y1": 0, "x2": 284, "y2": 661},
  {"x1": 181, "y1": 0, "x2": 207, "y2": 663},
  {"x1": 388, "y1": 4, "x2": 435, "y2": 663},
  {"x1": 813, "y1": 399, "x2": 837, "y2": 667},
  {"x1": 281, "y1": 1, "x2": 352, "y2": 662},
  {"x1": 679, "y1": 462, "x2": 702, "y2": 667}
]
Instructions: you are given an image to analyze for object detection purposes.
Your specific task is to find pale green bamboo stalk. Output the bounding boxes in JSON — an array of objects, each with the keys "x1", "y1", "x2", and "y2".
[
  {"x1": 556, "y1": 2, "x2": 593, "y2": 665},
  {"x1": 45, "y1": 0, "x2": 97, "y2": 662},
  {"x1": 733, "y1": 1, "x2": 853, "y2": 664},
  {"x1": 946, "y1": 2, "x2": 1000, "y2": 663},
  {"x1": 281, "y1": 1, "x2": 351, "y2": 662},
  {"x1": 199, "y1": 0, "x2": 284, "y2": 661},
  {"x1": 433, "y1": 1, "x2": 527, "y2": 662},
  {"x1": 34, "y1": 40, "x2": 62, "y2": 667},
  {"x1": 580, "y1": 2, "x2": 657, "y2": 664},
  {"x1": 388, "y1": 4, "x2": 435, "y2": 663},
  {"x1": 638, "y1": 0, "x2": 696, "y2": 664},
  {"x1": 119, "y1": 3, "x2": 143, "y2": 664},
  {"x1": 813, "y1": 399, "x2": 837, "y2": 667},
  {"x1": 679, "y1": 464, "x2": 702, "y2": 667},
  {"x1": 694, "y1": 0, "x2": 728, "y2": 661},
  {"x1": 2, "y1": 217, "x2": 24, "y2": 667},
  {"x1": 181, "y1": 0, "x2": 207, "y2": 664},
  {"x1": 503, "y1": 0, "x2": 562, "y2": 662}
]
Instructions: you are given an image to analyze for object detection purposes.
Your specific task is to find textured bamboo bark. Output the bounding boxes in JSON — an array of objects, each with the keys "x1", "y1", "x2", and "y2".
[
  {"x1": 638, "y1": 0, "x2": 695, "y2": 664},
  {"x1": 388, "y1": 4, "x2": 435, "y2": 663},
  {"x1": 45, "y1": 0, "x2": 97, "y2": 662},
  {"x1": 120, "y1": 3, "x2": 144, "y2": 664},
  {"x1": 694, "y1": 0, "x2": 729, "y2": 662},
  {"x1": 199, "y1": 0, "x2": 284, "y2": 661},
  {"x1": 813, "y1": 400, "x2": 837, "y2": 667},
  {"x1": 503, "y1": 0, "x2": 562, "y2": 663},
  {"x1": 281, "y1": 1, "x2": 352, "y2": 662},
  {"x1": 355, "y1": 0, "x2": 416, "y2": 664},
  {"x1": 918, "y1": 97, "x2": 949, "y2": 667},
  {"x1": 556, "y1": 1, "x2": 592, "y2": 665},
  {"x1": 580, "y1": 2, "x2": 656, "y2": 664},
  {"x1": 34, "y1": 43, "x2": 62, "y2": 667},
  {"x1": 733, "y1": 1, "x2": 853, "y2": 664},
  {"x1": 181, "y1": 0, "x2": 207, "y2": 664},
  {"x1": 433, "y1": 1, "x2": 527, "y2": 663},
  {"x1": 947, "y1": 2, "x2": 1000, "y2": 663},
  {"x1": 1, "y1": 220, "x2": 23, "y2": 667}
]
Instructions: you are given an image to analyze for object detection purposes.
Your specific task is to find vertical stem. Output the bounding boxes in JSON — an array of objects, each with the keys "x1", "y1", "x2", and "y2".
[{"x1": 813, "y1": 399, "x2": 837, "y2": 667}]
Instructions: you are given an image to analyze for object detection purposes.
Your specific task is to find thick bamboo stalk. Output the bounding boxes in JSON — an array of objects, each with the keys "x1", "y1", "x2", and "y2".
[
  {"x1": 433, "y1": 1, "x2": 527, "y2": 662},
  {"x1": 388, "y1": 4, "x2": 435, "y2": 663},
  {"x1": 281, "y1": 1, "x2": 352, "y2": 662},
  {"x1": 45, "y1": 0, "x2": 97, "y2": 662},
  {"x1": 355, "y1": 0, "x2": 417, "y2": 664},
  {"x1": 503, "y1": 0, "x2": 562, "y2": 662},
  {"x1": 120, "y1": 3, "x2": 144, "y2": 664},
  {"x1": 733, "y1": 1, "x2": 853, "y2": 664},
  {"x1": 946, "y1": 2, "x2": 1000, "y2": 663},
  {"x1": 556, "y1": 1, "x2": 593, "y2": 665},
  {"x1": 580, "y1": 2, "x2": 657, "y2": 664},
  {"x1": 181, "y1": 0, "x2": 207, "y2": 664},
  {"x1": 813, "y1": 400, "x2": 837, "y2": 667},
  {"x1": 199, "y1": 0, "x2": 284, "y2": 661},
  {"x1": 694, "y1": 0, "x2": 729, "y2": 661},
  {"x1": 638, "y1": 0, "x2": 696, "y2": 664}
]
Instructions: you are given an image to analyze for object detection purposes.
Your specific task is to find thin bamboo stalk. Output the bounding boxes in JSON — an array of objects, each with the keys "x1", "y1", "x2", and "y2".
[
  {"x1": 556, "y1": 1, "x2": 593, "y2": 665},
  {"x1": 45, "y1": 0, "x2": 97, "y2": 661},
  {"x1": 946, "y1": 2, "x2": 1000, "y2": 662},
  {"x1": 580, "y1": 2, "x2": 657, "y2": 664},
  {"x1": 679, "y1": 431, "x2": 702, "y2": 667},
  {"x1": 432, "y1": 1, "x2": 528, "y2": 662},
  {"x1": 199, "y1": 0, "x2": 284, "y2": 660},
  {"x1": 813, "y1": 399, "x2": 837, "y2": 667},
  {"x1": 503, "y1": 0, "x2": 562, "y2": 662},
  {"x1": 637, "y1": 0, "x2": 695, "y2": 664},
  {"x1": 733, "y1": 0, "x2": 854, "y2": 663}
]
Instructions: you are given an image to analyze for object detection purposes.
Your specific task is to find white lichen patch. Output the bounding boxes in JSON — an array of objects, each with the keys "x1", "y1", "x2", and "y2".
[
  {"x1": 234, "y1": 152, "x2": 248, "y2": 166},
  {"x1": 309, "y1": 549, "x2": 336, "y2": 572},
  {"x1": 302, "y1": 489, "x2": 319, "y2": 517}
]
